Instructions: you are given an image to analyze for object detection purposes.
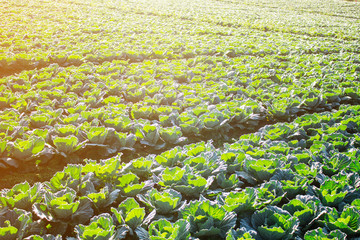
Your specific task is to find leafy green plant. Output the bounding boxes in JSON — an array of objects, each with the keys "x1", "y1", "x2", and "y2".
[
  {"x1": 111, "y1": 198, "x2": 145, "y2": 230},
  {"x1": 159, "y1": 167, "x2": 186, "y2": 186},
  {"x1": 31, "y1": 129, "x2": 49, "y2": 139},
  {"x1": 114, "y1": 172, "x2": 149, "y2": 197},
  {"x1": 244, "y1": 158, "x2": 286, "y2": 182},
  {"x1": 251, "y1": 206, "x2": 299, "y2": 240},
  {"x1": 256, "y1": 181, "x2": 286, "y2": 209},
  {"x1": 112, "y1": 132, "x2": 137, "y2": 150},
  {"x1": 33, "y1": 188, "x2": 94, "y2": 234},
  {"x1": 0, "y1": 139, "x2": 9, "y2": 158},
  {"x1": 52, "y1": 135, "x2": 85, "y2": 156},
  {"x1": 30, "y1": 114, "x2": 52, "y2": 128},
  {"x1": 131, "y1": 105, "x2": 153, "y2": 119},
  {"x1": 155, "y1": 146, "x2": 187, "y2": 167},
  {"x1": 9, "y1": 137, "x2": 45, "y2": 161},
  {"x1": 61, "y1": 114, "x2": 80, "y2": 125},
  {"x1": 159, "y1": 167, "x2": 214, "y2": 198},
  {"x1": 0, "y1": 208, "x2": 32, "y2": 240},
  {"x1": 23, "y1": 234, "x2": 62, "y2": 240},
  {"x1": 82, "y1": 157, "x2": 120, "y2": 184},
  {"x1": 86, "y1": 186, "x2": 120, "y2": 212},
  {"x1": 180, "y1": 200, "x2": 236, "y2": 238},
  {"x1": 282, "y1": 198, "x2": 320, "y2": 227},
  {"x1": 138, "y1": 189, "x2": 184, "y2": 216},
  {"x1": 178, "y1": 113, "x2": 201, "y2": 136},
  {"x1": 45, "y1": 164, "x2": 82, "y2": 192},
  {"x1": 184, "y1": 153, "x2": 223, "y2": 178},
  {"x1": 136, "y1": 124, "x2": 163, "y2": 148},
  {"x1": 226, "y1": 227, "x2": 257, "y2": 240},
  {"x1": 86, "y1": 127, "x2": 109, "y2": 145},
  {"x1": 304, "y1": 227, "x2": 346, "y2": 240},
  {"x1": 174, "y1": 173, "x2": 213, "y2": 198},
  {"x1": 122, "y1": 157, "x2": 153, "y2": 178},
  {"x1": 313, "y1": 179, "x2": 348, "y2": 207},
  {"x1": 0, "y1": 182, "x2": 42, "y2": 211},
  {"x1": 216, "y1": 172, "x2": 243, "y2": 190},
  {"x1": 322, "y1": 153, "x2": 351, "y2": 176},
  {"x1": 137, "y1": 219, "x2": 190, "y2": 240},
  {"x1": 322, "y1": 206, "x2": 360, "y2": 236},
  {"x1": 263, "y1": 125, "x2": 294, "y2": 141},
  {"x1": 200, "y1": 110, "x2": 231, "y2": 130},
  {"x1": 74, "y1": 213, "x2": 123, "y2": 240},
  {"x1": 293, "y1": 163, "x2": 318, "y2": 178},
  {"x1": 222, "y1": 188, "x2": 257, "y2": 214},
  {"x1": 159, "y1": 126, "x2": 186, "y2": 144},
  {"x1": 221, "y1": 151, "x2": 246, "y2": 173},
  {"x1": 54, "y1": 124, "x2": 78, "y2": 137},
  {"x1": 270, "y1": 170, "x2": 310, "y2": 199},
  {"x1": 104, "y1": 116, "x2": 133, "y2": 132}
]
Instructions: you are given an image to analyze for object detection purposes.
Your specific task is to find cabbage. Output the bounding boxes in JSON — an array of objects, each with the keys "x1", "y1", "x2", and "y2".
[
  {"x1": 10, "y1": 137, "x2": 45, "y2": 161},
  {"x1": 180, "y1": 200, "x2": 236, "y2": 238},
  {"x1": 251, "y1": 206, "x2": 299, "y2": 240},
  {"x1": 138, "y1": 189, "x2": 184, "y2": 215},
  {"x1": 137, "y1": 219, "x2": 190, "y2": 240},
  {"x1": 304, "y1": 227, "x2": 346, "y2": 240},
  {"x1": 52, "y1": 135, "x2": 84, "y2": 155},
  {"x1": 111, "y1": 198, "x2": 145, "y2": 230},
  {"x1": 74, "y1": 213, "x2": 117, "y2": 240}
]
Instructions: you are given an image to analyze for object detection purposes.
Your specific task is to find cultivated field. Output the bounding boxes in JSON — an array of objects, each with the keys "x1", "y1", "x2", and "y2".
[{"x1": 0, "y1": 0, "x2": 360, "y2": 239}]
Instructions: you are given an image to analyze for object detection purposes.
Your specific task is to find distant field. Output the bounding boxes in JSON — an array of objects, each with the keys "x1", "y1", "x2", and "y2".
[{"x1": 0, "y1": 0, "x2": 360, "y2": 239}]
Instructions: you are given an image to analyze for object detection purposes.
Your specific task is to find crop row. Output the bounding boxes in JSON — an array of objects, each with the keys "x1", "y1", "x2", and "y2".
[
  {"x1": 1, "y1": 49, "x2": 359, "y2": 171},
  {"x1": 69, "y1": 0, "x2": 360, "y2": 40},
  {"x1": 1, "y1": 0, "x2": 359, "y2": 76},
  {"x1": 1, "y1": 104, "x2": 360, "y2": 239},
  {"x1": 1, "y1": 1, "x2": 360, "y2": 239}
]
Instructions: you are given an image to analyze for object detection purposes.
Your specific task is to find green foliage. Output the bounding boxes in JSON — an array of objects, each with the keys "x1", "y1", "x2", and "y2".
[
  {"x1": 111, "y1": 198, "x2": 145, "y2": 230},
  {"x1": 251, "y1": 206, "x2": 299, "y2": 240},
  {"x1": 32, "y1": 188, "x2": 93, "y2": 228},
  {"x1": 0, "y1": 208, "x2": 32, "y2": 240},
  {"x1": 180, "y1": 200, "x2": 237, "y2": 238},
  {"x1": 145, "y1": 219, "x2": 190, "y2": 240},
  {"x1": 52, "y1": 135, "x2": 84, "y2": 155},
  {"x1": 1, "y1": 0, "x2": 360, "y2": 239},
  {"x1": 304, "y1": 228, "x2": 346, "y2": 240},
  {"x1": 74, "y1": 213, "x2": 117, "y2": 240},
  {"x1": 0, "y1": 182, "x2": 42, "y2": 211},
  {"x1": 138, "y1": 189, "x2": 184, "y2": 215},
  {"x1": 10, "y1": 137, "x2": 45, "y2": 160},
  {"x1": 223, "y1": 188, "x2": 257, "y2": 214},
  {"x1": 322, "y1": 206, "x2": 360, "y2": 236},
  {"x1": 86, "y1": 127, "x2": 109, "y2": 145}
]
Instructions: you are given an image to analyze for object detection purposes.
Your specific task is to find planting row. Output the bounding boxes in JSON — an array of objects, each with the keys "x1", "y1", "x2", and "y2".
[
  {"x1": 73, "y1": 0, "x2": 360, "y2": 40},
  {"x1": 1, "y1": 0, "x2": 359, "y2": 76},
  {"x1": 1, "y1": 0, "x2": 359, "y2": 172},
  {"x1": 2, "y1": 104, "x2": 360, "y2": 239},
  {"x1": 1, "y1": 49, "x2": 359, "y2": 171}
]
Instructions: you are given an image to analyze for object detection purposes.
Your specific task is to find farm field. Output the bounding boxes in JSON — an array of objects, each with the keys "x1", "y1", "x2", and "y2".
[{"x1": 0, "y1": 0, "x2": 360, "y2": 239}]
